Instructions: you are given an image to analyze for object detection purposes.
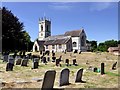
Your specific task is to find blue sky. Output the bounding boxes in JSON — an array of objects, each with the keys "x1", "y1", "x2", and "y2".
[{"x1": 2, "y1": 2, "x2": 118, "y2": 43}]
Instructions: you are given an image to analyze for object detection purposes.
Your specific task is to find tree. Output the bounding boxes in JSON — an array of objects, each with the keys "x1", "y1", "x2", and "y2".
[
  {"x1": 97, "y1": 40, "x2": 118, "y2": 52},
  {"x1": 86, "y1": 40, "x2": 97, "y2": 52},
  {"x1": 2, "y1": 7, "x2": 32, "y2": 52}
]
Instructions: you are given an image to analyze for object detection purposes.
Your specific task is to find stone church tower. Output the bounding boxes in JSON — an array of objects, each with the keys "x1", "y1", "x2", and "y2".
[{"x1": 38, "y1": 17, "x2": 51, "y2": 40}]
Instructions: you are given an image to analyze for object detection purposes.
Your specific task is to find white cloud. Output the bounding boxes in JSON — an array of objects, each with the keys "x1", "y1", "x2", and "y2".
[
  {"x1": 89, "y1": 2, "x2": 113, "y2": 11},
  {"x1": 48, "y1": 2, "x2": 73, "y2": 10}
]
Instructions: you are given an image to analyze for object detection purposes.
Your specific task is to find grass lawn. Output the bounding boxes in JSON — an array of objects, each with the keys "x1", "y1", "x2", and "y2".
[{"x1": 0, "y1": 52, "x2": 119, "y2": 89}]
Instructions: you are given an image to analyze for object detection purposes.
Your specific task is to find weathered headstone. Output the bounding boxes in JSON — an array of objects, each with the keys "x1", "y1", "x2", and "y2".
[
  {"x1": 65, "y1": 59, "x2": 69, "y2": 66},
  {"x1": 16, "y1": 58, "x2": 22, "y2": 65},
  {"x1": 6, "y1": 63, "x2": 14, "y2": 71},
  {"x1": 42, "y1": 70, "x2": 56, "y2": 90},
  {"x1": 56, "y1": 59, "x2": 60, "y2": 66},
  {"x1": 42, "y1": 57, "x2": 47, "y2": 64},
  {"x1": 75, "y1": 68, "x2": 83, "y2": 82},
  {"x1": 32, "y1": 58, "x2": 39, "y2": 69},
  {"x1": 112, "y1": 62, "x2": 117, "y2": 70},
  {"x1": 52, "y1": 57, "x2": 56, "y2": 62},
  {"x1": 101, "y1": 63, "x2": 105, "y2": 75},
  {"x1": 47, "y1": 57, "x2": 50, "y2": 62},
  {"x1": 59, "y1": 68, "x2": 70, "y2": 86},
  {"x1": 8, "y1": 56, "x2": 15, "y2": 65},
  {"x1": 40, "y1": 51, "x2": 42, "y2": 55},
  {"x1": 21, "y1": 59, "x2": 28, "y2": 66},
  {"x1": 79, "y1": 51, "x2": 81, "y2": 54},
  {"x1": 6, "y1": 55, "x2": 14, "y2": 71},
  {"x1": 93, "y1": 67, "x2": 97, "y2": 72},
  {"x1": 74, "y1": 50, "x2": 78, "y2": 53},
  {"x1": 73, "y1": 59, "x2": 78, "y2": 66},
  {"x1": 3, "y1": 55, "x2": 9, "y2": 62}
]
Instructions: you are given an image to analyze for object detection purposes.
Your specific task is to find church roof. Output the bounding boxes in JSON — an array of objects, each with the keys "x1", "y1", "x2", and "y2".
[
  {"x1": 43, "y1": 34, "x2": 71, "y2": 40},
  {"x1": 44, "y1": 38, "x2": 71, "y2": 45},
  {"x1": 64, "y1": 29, "x2": 84, "y2": 37}
]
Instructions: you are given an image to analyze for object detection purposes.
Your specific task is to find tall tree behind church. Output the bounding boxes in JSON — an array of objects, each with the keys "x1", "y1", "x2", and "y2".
[{"x1": 2, "y1": 7, "x2": 32, "y2": 52}]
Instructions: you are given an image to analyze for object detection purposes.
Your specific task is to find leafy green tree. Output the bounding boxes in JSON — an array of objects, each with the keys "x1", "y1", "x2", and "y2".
[
  {"x1": 86, "y1": 40, "x2": 97, "y2": 52},
  {"x1": 2, "y1": 7, "x2": 32, "y2": 52},
  {"x1": 97, "y1": 40, "x2": 118, "y2": 52}
]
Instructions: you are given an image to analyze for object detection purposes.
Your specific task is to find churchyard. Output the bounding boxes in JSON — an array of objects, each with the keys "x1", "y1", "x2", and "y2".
[{"x1": 0, "y1": 51, "x2": 119, "y2": 89}]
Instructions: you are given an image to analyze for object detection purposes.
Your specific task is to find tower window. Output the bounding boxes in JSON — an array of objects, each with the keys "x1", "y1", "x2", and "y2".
[
  {"x1": 41, "y1": 33, "x2": 43, "y2": 36},
  {"x1": 41, "y1": 25, "x2": 43, "y2": 31},
  {"x1": 73, "y1": 42, "x2": 77, "y2": 47}
]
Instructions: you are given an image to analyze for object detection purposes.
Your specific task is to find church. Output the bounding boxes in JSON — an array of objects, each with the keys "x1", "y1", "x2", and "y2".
[{"x1": 32, "y1": 17, "x2": 87, "y2": 52}]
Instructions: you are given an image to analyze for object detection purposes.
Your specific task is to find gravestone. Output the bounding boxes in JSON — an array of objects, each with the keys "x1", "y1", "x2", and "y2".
[
  {"x1": 75, "y1": 68, "x2": 83, "y2": 82},
  {"x1": 112, "y1": 62, "x2": 117, "y2": 70},
  {"x1": 52, "y1": 53, "x2": 55, "y2": 57},
  {"x1": 73, "y1": 59, "x2": 78, "y2": 66},
  {"x1": 101, "y1": 63, "x2": 105, "y2": 75},
  {"x1": 3, "y1": 55, "x2": 9, "y2": 62},
  {"x1": 32, "y1": 58, "x2": 39, "y2": 69},
  {"x1": 52, "y1": 57, "x2": 56, "y2": 62},
  {"x1": 42, "y1": 57, "x2": 47, "y2": 64},
  {"x1": 21, "y1": 59, "x2": 28, "y2": 66},
  {"x1": 16, "y1": 58, "x2": 22, "y2": 65},
  {"x1": 59, "y1": 68, "x2": 70, "y2": 86},
  {"x1": 8, "y1": 56, "x2": 15, "y2": 65},
  {"x1": 56, "y1": 59, "x2": 61, "y2": 66},
  {"x1": 42, "y1": 70, "x2": 56, "y2": 90},
  {"x1": 40, "y1": 51, "x2": 42, "y2": 55},
  {"x1": 74, "y1": 50, "x2": 78, "y2": 53},
  {"x1": 6, "y1": 63, "x2": 14, "y2": 71},
  {"x1": 65, "y1": 59, "x2": 69, "y2": 66},
  {"x1": 45, "y1": 50, "x2": 50, "y2": 56},
  {"x1": 47, "y1": 57, "x2": 50, "y2": 62},
  {"x1": 79, "y1": 51, "x2": 81, "y2": 54},
  {"x1": 93, "y1": 67, "x2": 97, "y2": 72}
]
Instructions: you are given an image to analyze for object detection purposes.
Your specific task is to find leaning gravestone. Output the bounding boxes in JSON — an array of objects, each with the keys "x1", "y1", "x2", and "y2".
[
  {"x1": 59, "y1": 68, "x2": 70, "y2": 86},
  {"x1": 112, "y1": 62, "x2": 117, "y2": 70},
  {"x1": 75, "y1": 68, "x2": 83, "y2": 82},
  {"x1": 41, "y1": 70, "x2": 56, "y2": 90},
  {"x1": 21, "y1": 58, "x2": 28, "y2": 66},
  {"x1": 101, "y1": 63, "x2": 105, "y2": 75}
]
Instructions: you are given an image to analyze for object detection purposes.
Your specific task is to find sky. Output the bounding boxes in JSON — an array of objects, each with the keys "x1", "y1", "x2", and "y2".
[{"x1": 2, "y1": 2, "x2": 118, "y2": 44}]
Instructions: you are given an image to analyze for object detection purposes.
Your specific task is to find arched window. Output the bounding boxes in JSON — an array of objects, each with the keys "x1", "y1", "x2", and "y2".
[
  {"x1": 81, "y1": 36, "x2": 85, "y2": 46},
  {"x1": 73, "y1": 42, "x2": 77, "y2": 47},
  {"x1": 41, "y1": 25, "x2": 43, "y2": 31}
]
